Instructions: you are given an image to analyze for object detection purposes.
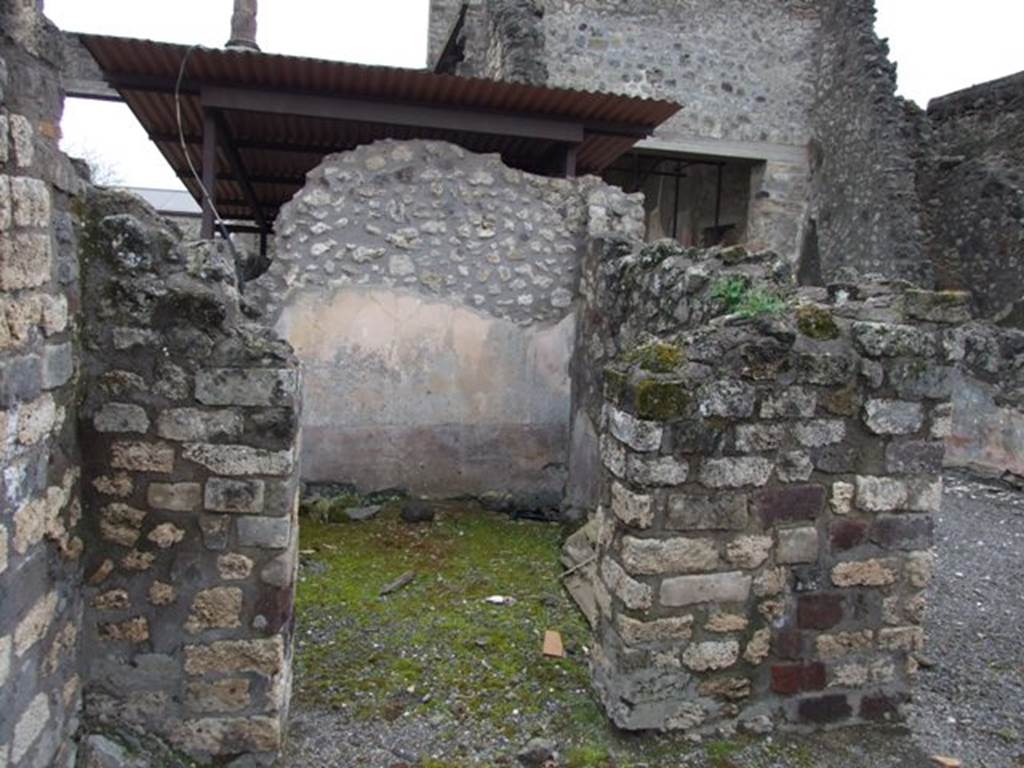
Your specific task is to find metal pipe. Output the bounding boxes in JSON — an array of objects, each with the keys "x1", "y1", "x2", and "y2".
[{"x1": 226, "y1": 0, "x2": 259, "y2": 51}]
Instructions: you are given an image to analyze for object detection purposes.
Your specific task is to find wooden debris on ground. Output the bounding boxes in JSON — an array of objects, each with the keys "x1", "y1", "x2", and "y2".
[
  {"x1": 379, "y1": 570, "x2": 416, "y2": 596},
  {"x1": 542, "y1": 630, "x2": 565, "y2": 658},
  {"x1": 931, "y1": 756, "x2": 962, "y2": 768}
]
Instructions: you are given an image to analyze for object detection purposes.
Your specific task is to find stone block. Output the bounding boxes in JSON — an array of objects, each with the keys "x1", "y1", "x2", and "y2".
[
  {"x1": 626, "y1": 454, "x2": 688, "y2": 486},
  {"x1": 600, "y1": 556, "x2": 653, "y2": 610},
  {"x1": 11, "y1": 692, "x2": 49, "y2": 763},
  {"x1": 186, "y1": 678, "x2": 251, "y2": 713},
  {"x1": 0, "y1": 634, "x2": 10, "y2": 687},
  {"x1": 735, "y1": 423, "x2": 785, "y2": 452},
  {"x1": 852, "y1": 322, "x2": 937, "y2": 358},
  {"x1": 863, "y1": 399, "x2": 924, "y2": 435},
  {"x1": 831, "y1": 559, "x2": 898, "y2": 587},
  {"x1": 816, "y1": 630, "x2": 874, "y2": 660},
  {"x1": 0, "y1": 232, "x2": 51, "y2": 290},
  {"x1": 705, "y1": 613, "x2": 748, "y2": 633},
  {"x1": 777, "y1": 451, "x2": 814, "y2": 482},
  {"x1": 99, "y1": 503, "x2": 146, "y2": 547},
  {"x1": 755, "y1": 484, "x2": 825, "y2": 525},
  {"x1": 236, "y1": 516, "x2": 291, "y2": 549},
  {"x1": 94, "y1": 402, "x2": 149, "y2": 434},
  {"x1": 830, "y1": 481, "x2": 854, "y2": 515},
  {"x1": 217, "y1": 553, "x2": 254, "y2": 580},
  {"x1": 0, "y1": 353, "x2": 42, "y2": 405},
  {"x1": 600, "y1": 434, "x2": 626, "y2": 478},
  {"x1": 792, "y1": 352, "x2": 853, "y2": 385},
  {"x1": 682, "y1": 640, "x2": 740, "y2": 672},
  {"x1": 41, "y1": 342, "x2": 73, "y2": 389},
  {"x1": 99, "y1": 617, "x2": 150, "y2": 643},
  {"x1": 777, "y1": 526, "x2": 818, "y2": 564},
  {"x1": 183, "y1": 443, "x2": 294, "y2": 476},
  {"x1": 660, "y1": 571, "x2": 751, "y2": 607},
  {"x1": 184, "y1": 636, "x2": 285, "y2": 676},
  {"x1": 169, "y1": 716, "x2": 282, "y2": 755},
  {"x1": 149, "y1": 581, "x2": 177, "y2": 606},
  {"x1": 200, "y1": 515, "x2": 231, "y2": 551},
  {"x1": 156, "y1": 408, "x2": 243, "y2": 442},
  {"x1": 830, "y1": 519, "x2": 868, "y2": 551},
  {"x1": 10, "y1": 115, "x2": 33, "y2": 168},
  {"x1": 884, "y1": 439, "x2": 944, "y2": 474},
  {"x1": 14, "y1": 590, "x2": 56, "y2": 655},
  {"x1": 195, "y1": 368, "x2": 298, "y2": 407},
  {"x1": 111, "y1": 441, "x2": 175, "y2": 473},
  {"x1": 888, "y1": 360, "x2": 954, "y2": 400},
  {"x1": 697, "y1": 379, "x2": 755, "y2": 418},
  {"x1": 617, "y1": 614, "x2": 693, "y2": 646},
  {"x1": 0, "y1": 525, "x2": 6, "y2": 576},
  {"x1": 903, "y1": 290, "x2": 972, "y2": 324},
  {"x1": 185, "y1": 587, "x2": 243, "y2": 634},
  {"x1": 10, "y1": 177, "x2": 51, "y2": 228},
  {"x1": 620, "y1": 536, "x2": 719, "y2": 575},
  {"x1": 147, "y1": 522, "x2": 185, "y2": 549},
  {"x1": 797, "y1": 594, "x2": 844, "y2": 630},
  {"x1": 724, "y1": 535, "x2": 772, "y2": 568},
  {"x1": 870, "y1": 514, "x2": 934, "y2": 551},
  {"x1": 907, "y1": 477, "x2": 942, "y2": 513},
  {"x1": 147, "y1": 482, "x2": 202, "y2": 511},
  {"x1": 205, "y1": 477, "x2": 266, "y2": 514},
  {"x1": 665, "y1": 492, "x2": 747, "y2": 531},
  {"x1": 17, "y1": 392, "x2": 55, "y2": 445},
  {"x1": 700, "y1": 456, "x2": 773, "y2": 489},
  {"x1": 771, "y1": 663, "x2": 826, "y2": 694},
  {"x1": 855, "y1": 476, "x2": 908, "y2": 512},
  {"x1": 760, "y1": 387, "x2": 817, "y2": 418},
  {"x1": 793, "y1": 419, "x2": 845, "y2": 447},
  {"x1": 609, "y1": 481, "x2": 653, "y2": 529},
  {"x1": 607, "y1": 406, "x2": 662, "y2": 452}
]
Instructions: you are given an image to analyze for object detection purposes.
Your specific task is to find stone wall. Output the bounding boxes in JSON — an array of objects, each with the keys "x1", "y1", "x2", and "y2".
[
  {"x1": 920, "y1": 72, "x2": 1024, "y2": 323},
  {"x1": 255, "y1": 139, "x2": 642, "y2": 508},
  {"x1": 430, "y1": 0, "x2": 820, "y2": 261},
  {"x1": 588, "y1": 277, "x2": 961, "y2": 733},
  {"x1": 0, "y1": 7, "x2": 87, "y2": 767},
  {"x1": 76, "y1": 189, "x2": 302, "y2": 763},
  {"x1": 806, "y1": 0, "x2": 930, "y2": 286},
  {"x1": 942, "y1": 322, "x2": 1024, "y2": 482}
]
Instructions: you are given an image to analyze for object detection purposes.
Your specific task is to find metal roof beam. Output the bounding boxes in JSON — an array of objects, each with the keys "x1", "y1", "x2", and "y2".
[
  {"x1": 210, "y1": 110, "x2": 268, "y2": 232},
  {"x1": 200, "y1": 85, "x2": 585, "y2": 145}
]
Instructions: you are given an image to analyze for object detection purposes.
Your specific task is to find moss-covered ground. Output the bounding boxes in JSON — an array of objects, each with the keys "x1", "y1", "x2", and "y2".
[{"x1": 289, "y1": 501, "x2": 929, "y2": 767}]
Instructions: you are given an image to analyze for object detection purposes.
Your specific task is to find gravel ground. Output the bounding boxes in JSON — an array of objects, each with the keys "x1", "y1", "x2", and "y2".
[
  {"x1": 910, "y1": 471, "x2": 1024, "y2": 768},
  {"x1": 285, "y1": 473, "x2": 1024, "y2": 767}
]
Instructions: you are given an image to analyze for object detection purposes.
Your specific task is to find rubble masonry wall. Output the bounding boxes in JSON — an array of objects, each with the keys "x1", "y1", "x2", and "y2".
[
  {"x1": 0, "y1": 8, "x2": 86, "y2": 767},
  {"x1": 76, "y1": 189, "x2": 302, "y2": 763},
  {"x1": 257, "y1": 139, "x2": 643, "y2": 507},
  {"x1": 590, "y1": 274, "x2": 962, "y2": 733}
]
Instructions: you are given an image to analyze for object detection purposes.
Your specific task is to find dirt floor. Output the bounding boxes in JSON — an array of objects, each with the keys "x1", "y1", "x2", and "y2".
[{"x1": 283, "y1": 475, "x2": 1024, "y2": 768}]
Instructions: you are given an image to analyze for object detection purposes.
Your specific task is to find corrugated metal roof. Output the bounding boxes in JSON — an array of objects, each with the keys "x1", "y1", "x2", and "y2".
[{"x1": 78, "y1": 34, "x2": 680, "y2": 226}]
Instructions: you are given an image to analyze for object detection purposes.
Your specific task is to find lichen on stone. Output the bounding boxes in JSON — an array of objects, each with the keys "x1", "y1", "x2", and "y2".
[{"x1": 796, "y1": 304, "x2": 841, "y2": 340}]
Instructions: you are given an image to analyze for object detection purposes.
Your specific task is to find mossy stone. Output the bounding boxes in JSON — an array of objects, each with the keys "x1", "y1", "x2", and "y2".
[
  {"x1": 603, "y1": 367, "x2": 629, "y2": 405},
  {"x1": 626, "y1": 341, "x2": 685, "y2": 373},
  {"x1": 635, "y1": 379, "x2": 689, "y2": 421},
  {"x1": 796, "y1": 305, "x2": 840, "y2": 340}
]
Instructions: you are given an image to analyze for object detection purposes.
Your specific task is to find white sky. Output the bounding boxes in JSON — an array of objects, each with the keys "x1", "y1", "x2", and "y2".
[{"x1": 46, "y1": 0, "x2": 1024, "y2": 190}]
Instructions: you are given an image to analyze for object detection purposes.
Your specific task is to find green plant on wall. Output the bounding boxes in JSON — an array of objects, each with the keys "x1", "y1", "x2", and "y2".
[{"x1": 711, "y1": 276, "x2": 785, "y2": 318}]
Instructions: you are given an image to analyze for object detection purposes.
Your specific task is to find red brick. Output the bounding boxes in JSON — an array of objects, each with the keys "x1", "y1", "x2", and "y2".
[
  {"x1": 797, "y1": 593, "x2": 844, "y2": 630},
  {"x1": 772, "y1": 628, "x2": 803, "y2": 660},
  {"x1": 830, "y1": 519, "x2": 868, "y2": 551},
  {"x1": 756, "y1": 485, "x2": 826, "y2": 526},
  {"x1": 797, "y1": 693, "x2": 852, "y2": 724},
  {"x1": 771, "y1": 663, "x2": 826, "y2": 694}
]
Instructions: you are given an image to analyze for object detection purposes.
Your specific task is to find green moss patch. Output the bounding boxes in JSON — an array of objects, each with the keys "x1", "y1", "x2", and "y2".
[
  {"x1": 634, "y1": 379, "x2": 689, "y2": 421},
  {"x1": 796, "y1": 305, "x2": 840, "y2": 340},
  {"x1": 626, "y1": 340, "x2": 685, "y2": 373}
]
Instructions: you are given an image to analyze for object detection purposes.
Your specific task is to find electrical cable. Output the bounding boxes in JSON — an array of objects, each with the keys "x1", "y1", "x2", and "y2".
[{"x1": 174, "y1": 45, "x2": 238, "y2": 256}]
